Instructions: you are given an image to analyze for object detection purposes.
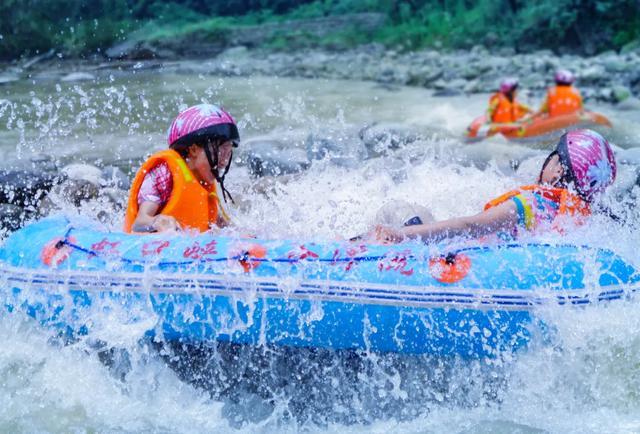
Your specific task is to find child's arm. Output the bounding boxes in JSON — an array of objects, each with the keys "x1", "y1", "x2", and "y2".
[
  {"x1": 132, "y1": 201, "x2": 180, "y2": 232},
  {"x1": 375, "y1": 201, "x2": 519, "y2": 244}
]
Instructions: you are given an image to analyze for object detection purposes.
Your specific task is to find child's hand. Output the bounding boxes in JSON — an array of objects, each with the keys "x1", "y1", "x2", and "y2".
[
  {"x1": 152, "y1": 215, "x2": 181, "y2": 232},
  {"x1": 374, "y1": 225, "x2": 404, "y2": 244}
]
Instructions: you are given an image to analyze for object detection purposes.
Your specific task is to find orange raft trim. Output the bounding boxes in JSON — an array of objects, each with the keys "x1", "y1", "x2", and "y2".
[
  {"x1": 429, "y1": 252, "x2": 471, "y2": 284},
  {"x1": 41, "y1": 236, "x2": 76, "y2": 267},
  {"x1": 232, "y1": 243, "x2": 267, "y2": 273},
  {"x1": 465, "y1": 111, "x2": 611, "y2": 142}
]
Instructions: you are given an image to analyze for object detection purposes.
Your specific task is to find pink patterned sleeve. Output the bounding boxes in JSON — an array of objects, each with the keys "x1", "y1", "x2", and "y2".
[{"x1": 137, "y1": 162, "x2": 173, "y2": 206}]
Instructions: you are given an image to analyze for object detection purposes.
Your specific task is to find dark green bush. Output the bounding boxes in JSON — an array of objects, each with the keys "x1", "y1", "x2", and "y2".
[{"x1": 1, "y1": 0, "x2": 638, "y2": 59}]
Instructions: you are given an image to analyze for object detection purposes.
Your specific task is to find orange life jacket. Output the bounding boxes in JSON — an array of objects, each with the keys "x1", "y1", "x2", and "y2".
[
  {"x1": 484, "y1": 185, "x2": 590, "y2": 232},
  {"x1": 489, "y1": 93, "x2": 529, "y2": 123},
  {"x1": 546, "y1": 85, "x2": 582, "y2": 117},
  {"x1": 124, "y1": 149, "x2": 229, "y2": 233}
]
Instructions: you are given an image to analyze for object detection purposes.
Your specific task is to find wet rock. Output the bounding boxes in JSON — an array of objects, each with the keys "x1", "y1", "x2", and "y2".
[
  {"x1": 407, "y1": 66, "x2": 443, "y2": 87},
  {"x1": 620, "y1": 40, "x2": 640, "y2": 54},
  {"x1": 47, "y1": 179, "x2": 101, "y2": 207},
  {"x1": 0, "y1": 203, "x2": 27, "y2": 232},
  {"x1": 359, "y1": 123, "x2": 421, "y2": 155},
  {"x1": 520, "y1": 73, "x2": 546, "y2": 90},
  {"x1": 244, "y1": 140, "x2": 310, "y2": 177},
  {"x1": 0, "y1": 74, "x2": 19, "y2": 85},
  {"x1": 375, "y1": 64, "x2": 410, "y2": 85},
  {"x1": 101, "y1": 166, "x2": 130, "y2": 189},
  {"x1": 432, "y1": 87, "x2": 463, "y2": 97},
  {"x1": 602, "y1": 56, "x2": 631, "y2": 73},
  {"x1": 21, "y1": 49, "x2": 55, "y2": 69},
  {"x1": 460, "y1": 63, "x2": 491, "y2": 80},
  {"x1": 221, "y1": 393, "x2": 275, "y2": 428},
  {"x1": 611, "y1": 85, "x2": 632, "y2": 103},
  {"x1": 61, "y1": 163, "x2": 103, "y2": 186},
  {"x1": 29, "y1": 154, "x2": 58, "y2": 172},
  {"x1": 578, "y1": 64, "x2": 607, "y2": 85},
  {"x1": 497, "y1": 47, "x2": 516, "y2": 57},
  {"x1": 596, "y1": 87, "x2": 613, "y2": 102},
  {"x1": 61, "y1": 72, "x2": 95, "y2": 82},
  {"x1": 106, "y1": 40, "x2": 159, "y2": 60},
  {"x1": 101, "y1": 187, "x2": 128, "y2": 208},
  {"x1": 305, "y1": 135, "x2": 366, "y2": 162},
  {"x1": 305, "y1": 135, "x2": 342, "y2": 161},
  {"x1": 0, "y1": 170, "x2": 58, "y2": 206},
  {"x1": 31, "y1": 70, "x2": 63, "y2": 81},
  {"x1": 616, "y1": 96, "x2": 640, "y2": 111},
  {"x1": 216, "y1": 46, "x2": 250, "y2": 61}
]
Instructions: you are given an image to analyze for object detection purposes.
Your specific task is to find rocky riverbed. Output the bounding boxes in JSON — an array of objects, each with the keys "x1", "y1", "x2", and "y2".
[{"x1": 2, "y1": 43, "x2": 640, "y2": 105}]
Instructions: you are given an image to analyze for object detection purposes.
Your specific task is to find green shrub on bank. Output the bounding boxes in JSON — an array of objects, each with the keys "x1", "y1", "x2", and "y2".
[{"x1": 1, "y1": 0, "x2": 638, "y2": 60}]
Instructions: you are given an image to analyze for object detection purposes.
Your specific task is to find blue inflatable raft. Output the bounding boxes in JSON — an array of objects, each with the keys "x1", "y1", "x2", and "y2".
[{"x1": 0, "y1": 216, "x2": 637, "y2": 358}]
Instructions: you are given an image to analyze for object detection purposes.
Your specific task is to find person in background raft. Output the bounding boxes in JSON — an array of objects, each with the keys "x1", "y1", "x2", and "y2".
[
  {"x1": 487, "y1": 77, "x2": 532, "y2": 124},
  {"x1": 536, "y1": 69, "x2": 583, "y2": 117},
  {"x1": 124, "y1": 104, "x2": 239, "y2": 233},
  {"x1": 373, "y1": 129, "x2": 616, "y2": 244}
]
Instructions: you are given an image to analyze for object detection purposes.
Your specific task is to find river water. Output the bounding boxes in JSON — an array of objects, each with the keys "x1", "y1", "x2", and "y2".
[{"x1": 1, "y1": 68, "x2": 640, "y2": 432}]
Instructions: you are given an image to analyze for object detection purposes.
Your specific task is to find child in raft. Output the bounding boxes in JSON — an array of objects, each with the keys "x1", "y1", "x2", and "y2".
[
  {"x1": 124, "y1": 104, "x2": 239, "y2": 233},
  {"x1": 373, "y1": 129, "x2": 617, "y2": 244}
]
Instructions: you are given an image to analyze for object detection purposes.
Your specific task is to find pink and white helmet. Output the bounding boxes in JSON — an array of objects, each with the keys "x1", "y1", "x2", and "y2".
[
  {"x1": 557, "y1": 129, "x2": 616, "y2": 200},
  {"x1": 167, "y1": 104, "x2": 239, "y2": 148},
  {"x1": 554, "y1": 69, "x2": 575, "y2": 85},
  {"x1": 500, "y1": 77, "x2": 519, "y2": 94}
]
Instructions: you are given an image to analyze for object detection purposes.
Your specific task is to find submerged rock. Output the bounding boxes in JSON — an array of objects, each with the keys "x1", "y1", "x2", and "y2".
[
  {"x1": 51, "y1": 179, "x2": 101, "y2": 207},
  {"x1": 0, "y1": 170, "x2": 58, "y2": 207},
  {"x1": 61, "y1": 72, "x2": 95, "y2": 82},
  {"x1": 243, "y1": 140, "x2": 310, "y2": 177},
  {"x1": 0, "y1": 203, "x2": 28, "y2": 232},
  {"x1": 305, "y1": 134, "x2": 366, "y2": 163},
  {"x1": 611, "y1": 85, "x2": 632, "y2": 103},
  {"x1": 61, "y1": 163, "x2": 104, "y2": 186},
  {"x1": 29, "y1": 154, "x2": 58, "y2": 173},
  {"x1": 101, "y1": 166, "x2": 130, "y2": 190},
  {"x1": 106, "y1": 40, "x2": 160, "y2": 60},
  {"x1": 0, "y1": 74, "x2": 20, "y2": 85},
  {"x1": 359, "y1": 123, "x2": 421, "y2": 155}
]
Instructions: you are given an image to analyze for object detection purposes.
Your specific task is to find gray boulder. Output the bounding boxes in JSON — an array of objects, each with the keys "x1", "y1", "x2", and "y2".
[
  {"x1": 611, "y1": 85, "x2": 632, "y2": 103},
  {"x1": 0, "y1": 170, "x2": 58, "y2": 207},
  {"x1": 61, "y1": 163, "x2": 103, "y2": 186},
  {"x1": 0, "y1": 74, "x2": 19, "y2": 85},
  {"x1": 106, "y1": 40, "x2": 159, "y2": 60},
  {"x1": 359, "y1": 123, "x2": 421, "y2": 155},
  {"x1": 101, "y1": 166, "x2": 130, "y2": 190},
  {"x1": 0, "y1": 203, "x2": 27, "y2": 232},
  {"x1": 243, "y1": 140, "x2": 310, "y2": 177},
  {"x1": 29, "y1": 154, "x2": 58, "y2": 173},
  {"x1": 61, "y1": 72, "x2": 95, "y2": 82}
]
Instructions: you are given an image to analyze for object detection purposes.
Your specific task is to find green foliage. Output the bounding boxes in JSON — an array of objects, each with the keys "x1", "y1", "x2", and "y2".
[{"x1": 1, "y1": 0, "x2": 638, "y2": 59}]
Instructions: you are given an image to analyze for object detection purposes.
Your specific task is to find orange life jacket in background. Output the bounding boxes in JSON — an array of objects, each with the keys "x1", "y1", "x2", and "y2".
[
  {"x1": 546, "y1": 85, "x2": 582, "y2": 117},
  {"x1": 123, "y1": 149, "x2": 229, "y2": 233},
  {"x1": 489, "y1": 93, "x2": 529, "y2": 123},
  {"x1": 484, "y1": 185, "x2": 590, "y2": 232}
]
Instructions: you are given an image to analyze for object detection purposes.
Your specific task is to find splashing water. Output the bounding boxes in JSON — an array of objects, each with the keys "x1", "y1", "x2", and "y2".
[{"x1": 1, "y1": 68, "x2": 640, "y2": 432}]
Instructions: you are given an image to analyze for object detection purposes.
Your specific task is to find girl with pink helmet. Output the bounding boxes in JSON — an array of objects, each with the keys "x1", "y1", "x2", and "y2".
[
  {"x1": 373, "y1": 129, "x2": 617, "y2": 244},
  {"x1": 124, "y1": 104, "x2": 240, "y2": 233}
]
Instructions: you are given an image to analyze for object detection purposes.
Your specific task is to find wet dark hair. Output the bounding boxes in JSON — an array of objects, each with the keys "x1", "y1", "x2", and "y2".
[
  {"x1": 170, "y1": 137, "x2": 225, "y2": 159},
  {"x1": 538, "y1": 150, "x2": 573, "y2": 188}
]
